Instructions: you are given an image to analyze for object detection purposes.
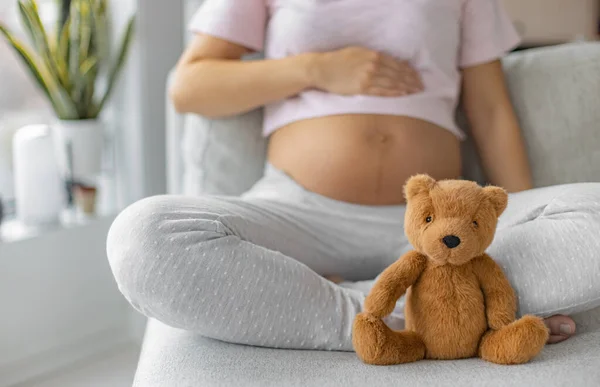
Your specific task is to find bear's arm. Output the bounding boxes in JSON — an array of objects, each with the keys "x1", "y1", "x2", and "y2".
[
  {"x1": 363, "y1": 251, "x2": 427, "y2": 318},
  {"x1": 472, "y1": 254, "x2": 517, "y2": 330}
]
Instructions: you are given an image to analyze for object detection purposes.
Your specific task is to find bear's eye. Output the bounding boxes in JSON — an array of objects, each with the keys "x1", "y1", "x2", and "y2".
[
  {"x1": 473, "y1": 220, "x2": 478, "y2": 227},
  {"x1": 425, "y1": 216, "x2": 432, "y2": 223}
]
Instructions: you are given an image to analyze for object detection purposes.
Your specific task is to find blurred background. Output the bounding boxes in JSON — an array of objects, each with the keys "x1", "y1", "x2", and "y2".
[{"x1": 0, "y1": 1, "x2": 598, "y2": 386}]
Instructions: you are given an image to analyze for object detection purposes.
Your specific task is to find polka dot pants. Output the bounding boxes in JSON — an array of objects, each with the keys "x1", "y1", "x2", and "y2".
[{"x1": 107, "y1": 169, "x2": 600, "y2": 350}]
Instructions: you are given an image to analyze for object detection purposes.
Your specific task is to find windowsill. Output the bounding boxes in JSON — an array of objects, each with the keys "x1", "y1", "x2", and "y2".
[
  {"x1": 0, "y1": 211, "x2": 117, "y2": 244},
  {"x1": 0, "y1": 212, "x2": 133, "y2": 386}
]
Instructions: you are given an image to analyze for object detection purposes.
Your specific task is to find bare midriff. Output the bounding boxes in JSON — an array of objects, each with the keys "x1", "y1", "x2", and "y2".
[{"x1": 267, "y1": 114, "x2": 462, "y2": 205}]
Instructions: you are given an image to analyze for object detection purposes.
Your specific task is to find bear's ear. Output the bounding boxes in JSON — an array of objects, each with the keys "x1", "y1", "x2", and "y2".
[
  {"x1": 482, "y1": 186, "x2": 508, "y2": 217},
  {"x1": 404, "y1": 174, "x2": 436, "y2": 201}
]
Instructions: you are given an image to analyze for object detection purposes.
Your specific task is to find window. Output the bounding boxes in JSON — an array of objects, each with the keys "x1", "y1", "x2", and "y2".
[
  {"x1": 1, "y1": 0, "x2": 184, "y2": 240},
  {"x1": 0, "y1": 0, "x2": 57, "y2": 218},
  {"x1": 0, "y1": 0, "x2": 135, "y2": 239},
  {"x1": 0, "y1": 2, "x2": 185, "y2": 382}
]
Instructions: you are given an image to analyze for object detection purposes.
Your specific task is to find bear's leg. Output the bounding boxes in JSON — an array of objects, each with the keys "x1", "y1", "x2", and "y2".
[
  {"x1": 353, "y1": 312, "x2": 425, "y2": 365},
  {"x1": 478, "y1": 315, "x2": 549, "y2": 365}
]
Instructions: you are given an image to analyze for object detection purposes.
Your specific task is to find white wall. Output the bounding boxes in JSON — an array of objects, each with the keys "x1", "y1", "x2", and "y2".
[
  {"x1": 0, "y1": 217, "x2": 135, "y2": 387},
  {"x1": 501, "y1": 0, "x2": 599, "y2": 44},
  {"x1": 106, "y1": 0, "x2": 143, "y2": 209},
  {"x1": 109, "y1": 0, "x2": 185, "y2": 206}
]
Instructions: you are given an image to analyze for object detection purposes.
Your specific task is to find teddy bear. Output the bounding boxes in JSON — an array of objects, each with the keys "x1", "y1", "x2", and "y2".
[{"x1": 352, "y1": 174, "x2": 549, "y2": 365}]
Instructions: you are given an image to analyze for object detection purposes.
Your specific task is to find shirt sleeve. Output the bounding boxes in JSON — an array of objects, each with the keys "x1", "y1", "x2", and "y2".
[
  {"x1": 188, "y1": 0, "x2": 267, "y2": 52},
  {"x1": 459, "y1": 0, "x2": 522, "y2": 69}
]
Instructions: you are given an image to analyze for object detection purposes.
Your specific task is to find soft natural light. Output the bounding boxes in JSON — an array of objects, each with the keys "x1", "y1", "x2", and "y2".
[
  {"x1": 1, "y1": 1, "x2": 599, "y2": 386},
  {"x1": 0, "y1": 0, "x2": 56, "y2": 217}
]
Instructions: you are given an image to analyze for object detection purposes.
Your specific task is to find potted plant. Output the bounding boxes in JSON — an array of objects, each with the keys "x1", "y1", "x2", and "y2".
[{"x1": 0, "y1": 0, "x2": 135, "y2": 184}]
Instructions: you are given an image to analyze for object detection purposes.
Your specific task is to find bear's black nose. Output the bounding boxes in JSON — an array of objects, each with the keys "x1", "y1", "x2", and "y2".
[{"x1": 442, "y1": 235, "x2": 461, "y2": 249}]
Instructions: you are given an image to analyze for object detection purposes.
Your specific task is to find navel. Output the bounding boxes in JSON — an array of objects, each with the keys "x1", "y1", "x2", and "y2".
[{"x1": 378, "y1": 133, "x2": 389, "y2": 144}]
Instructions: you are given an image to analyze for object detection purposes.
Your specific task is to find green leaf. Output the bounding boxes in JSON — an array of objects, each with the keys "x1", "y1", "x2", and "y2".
[
  {"x1": 53, "y1": 1, "x2": 71, "y2": 56},
  {"x1": 56, "y1": 0, "x2": 71, "y2": 30},
  {"x1": 94, "y1": 16, "x2": 135, "y2": 116},
  {"x1": 16, "y1": 1, "x2": 35, "y2": 42},
  {"x1": 80, "y1": 56, "x2": 97, "y2": 76},
  {"x1": 55, "y1": 17, "x2": 71, "y2": 88},
  {"x1": 68, "y1": 0, "x2": 85, "y2": 115},
  {"x1": 18, "y1": 1, "x2": 63, "y2": 88},
  {"x1": 0, "y1": 24, "x2": 52, "y2": 105},
  {"x1": 5, "y1": 0, "x2": 135, "y2": 119},
  {"x1": 0, "y1": 24, "x2": 78, "y2": 118},
  {"x1": 89, "y1": 0, "x2": 109, "y2": 72},
  {"x1": 69, "y1": 0, "x2": 81, "y2": 80},
  {"x1": 95, "y1": 0, "x2": 110, "y2": 58},
  {"x1": 82, "y1": 58, "x2": 98, "y2": 118},
  {"x1": 78, "y1": 0, "x2": 93, "y2": 61}
]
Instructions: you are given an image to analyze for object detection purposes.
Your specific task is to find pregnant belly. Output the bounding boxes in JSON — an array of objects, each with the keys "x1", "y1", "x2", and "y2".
[{"x1": 267, "y1": 114, "x2": 462, "y2": 205}]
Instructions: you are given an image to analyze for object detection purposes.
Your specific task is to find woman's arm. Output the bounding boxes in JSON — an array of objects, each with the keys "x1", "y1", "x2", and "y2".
[
  {"x1": 169, "y1": 35, "x2": 315, "y2": 118},
  {"x1": 460, "y1": 60, "x2": 533, "y2": 192},
  {"x1": 170, "y1": 35, "x2": 423, "y2": 118}
]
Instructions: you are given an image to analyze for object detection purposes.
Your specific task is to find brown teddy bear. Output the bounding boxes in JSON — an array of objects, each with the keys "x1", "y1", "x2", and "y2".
[{"x1": 352, "y1": 175, "x2": 549, "y2": 365}]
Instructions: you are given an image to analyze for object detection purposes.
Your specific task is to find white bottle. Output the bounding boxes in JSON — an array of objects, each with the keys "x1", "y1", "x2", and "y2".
[{"x1": 13, "y1": 125, "x2": 66, "y2": 228}]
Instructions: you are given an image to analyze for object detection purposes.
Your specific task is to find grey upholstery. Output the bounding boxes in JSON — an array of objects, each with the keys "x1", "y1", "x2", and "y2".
[
  {"x1": 135, "y1": 307, "x2": 600, "y2": 387},
  {"x1": 136, "y1": 42, "x2": 600, "y2": 386}
]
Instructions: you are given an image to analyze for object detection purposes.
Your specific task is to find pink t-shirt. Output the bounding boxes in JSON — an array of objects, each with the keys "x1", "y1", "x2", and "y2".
[{"x1": 189, "y1": 0, "x2": 521, "y2": 139}]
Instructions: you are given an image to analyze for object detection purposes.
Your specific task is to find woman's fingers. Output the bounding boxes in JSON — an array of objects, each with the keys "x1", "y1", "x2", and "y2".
[
  {"x1": 368, "y1": 71, "x2": 423, "y2": 95},
  {"x1": 374, "y1": 57, "x2": 424, "y2": 93}
]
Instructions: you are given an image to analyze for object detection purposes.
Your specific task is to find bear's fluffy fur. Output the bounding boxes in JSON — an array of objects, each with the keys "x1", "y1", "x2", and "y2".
[{"x1": 352, "y1": 175, "x2": 549, "y2": 365}]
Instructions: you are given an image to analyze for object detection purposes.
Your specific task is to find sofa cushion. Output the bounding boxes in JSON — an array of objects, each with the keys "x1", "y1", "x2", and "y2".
[
  {"x1": 181, "y1": 108, "x2": 266, "y2": 196},
  {"x1": 134, "y1": 308, "x2": 600, "y2": 387},
  {"x1": 500, "y1": 42, "x2": 600, "y2": 188}
]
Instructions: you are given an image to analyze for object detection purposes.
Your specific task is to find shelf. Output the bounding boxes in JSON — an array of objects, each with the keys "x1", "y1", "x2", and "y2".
[{"x1": 0, "y1": 212, "x2": 117, "y2": 244}]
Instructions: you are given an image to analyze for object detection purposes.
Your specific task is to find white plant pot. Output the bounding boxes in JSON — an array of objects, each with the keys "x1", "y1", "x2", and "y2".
[{"x1": 52, "y1": 119, "x2": 105, "y2": 183}]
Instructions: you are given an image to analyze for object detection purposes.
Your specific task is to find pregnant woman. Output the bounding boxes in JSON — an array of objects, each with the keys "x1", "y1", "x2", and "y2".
[{"x1": 107, "y1": 0, "x2": 600, "y2": 350}]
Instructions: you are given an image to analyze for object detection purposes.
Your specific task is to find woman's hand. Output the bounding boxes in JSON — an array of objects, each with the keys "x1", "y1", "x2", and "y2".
[{"x1": 308, "y1": 46, "x2": 424, "y2": 97}]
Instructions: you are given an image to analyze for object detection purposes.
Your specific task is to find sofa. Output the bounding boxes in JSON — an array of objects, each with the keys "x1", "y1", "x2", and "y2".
[{"x1": 132, "y1": 42, "x2": 600, "y2": 386}]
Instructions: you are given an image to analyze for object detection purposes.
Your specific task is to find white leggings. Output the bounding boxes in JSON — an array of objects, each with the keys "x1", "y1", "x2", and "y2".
[{"x1": 107, "y1": 164, "x2": 600, "y2": 351}]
